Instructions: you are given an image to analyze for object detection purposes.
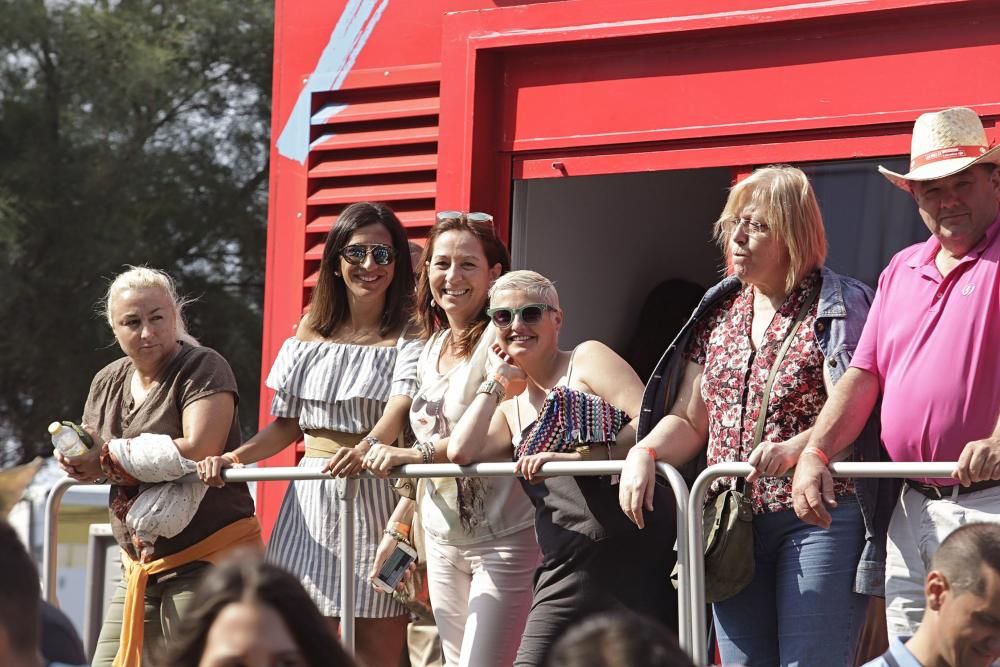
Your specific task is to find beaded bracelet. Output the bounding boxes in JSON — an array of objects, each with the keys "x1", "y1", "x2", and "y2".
[
  {"x1": 383, "y1": 527, "x2": 412, "y2": 545},
  {"x1": 415, "y1": 440, "x2": 436, "y2": 464}
]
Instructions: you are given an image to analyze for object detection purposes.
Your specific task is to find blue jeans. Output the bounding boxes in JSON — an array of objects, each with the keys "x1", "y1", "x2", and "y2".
[{"x1": 714, "y1": 496, "x2": 868, "y2": 667}]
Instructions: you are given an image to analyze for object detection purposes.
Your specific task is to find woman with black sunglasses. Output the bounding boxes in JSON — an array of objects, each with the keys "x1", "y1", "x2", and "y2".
[
  {"x1": 197, "y1": 201, "x2": 421, "y2": 666},
  {"x1": 448, "y1": 270, "x2": 677, "y2": 667}
]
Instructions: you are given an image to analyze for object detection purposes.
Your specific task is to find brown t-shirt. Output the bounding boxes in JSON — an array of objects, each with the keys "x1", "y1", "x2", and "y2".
[{"x1": 82, "y1": 342, "x2": 255, "y2": 560}]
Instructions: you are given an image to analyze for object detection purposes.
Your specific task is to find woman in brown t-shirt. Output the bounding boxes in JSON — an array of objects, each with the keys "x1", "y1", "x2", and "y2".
[{"x1": 56, "y1": 266, "x2": 258, "y2": 667}]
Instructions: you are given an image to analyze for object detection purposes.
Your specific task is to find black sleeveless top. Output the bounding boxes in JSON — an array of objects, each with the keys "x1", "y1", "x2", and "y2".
[{"x1": 513, "y1": 382, "x2": 673, "y2": 563}]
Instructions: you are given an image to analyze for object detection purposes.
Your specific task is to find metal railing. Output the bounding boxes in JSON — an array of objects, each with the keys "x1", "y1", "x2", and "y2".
[
  {"x1": 45, "y1": 461, "x2": 692, "y2": 656},
  {"x1": 686, "y1": 461, "x2": 960, "y2": 666}
]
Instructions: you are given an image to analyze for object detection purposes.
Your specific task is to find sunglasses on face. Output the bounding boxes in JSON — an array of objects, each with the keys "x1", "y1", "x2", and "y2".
[
  {"x1": 340, "y1": 244, "x2": 396, "y2": 266},
  {"x1": 486, "y1": 303, "x2": 557, "y2": 329},
  {"x1": 436, "y1": 210, "x2": 494, "y2": 226}
]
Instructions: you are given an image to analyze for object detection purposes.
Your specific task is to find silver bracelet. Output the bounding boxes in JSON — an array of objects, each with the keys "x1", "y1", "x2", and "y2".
[{"x1": 415, "y1": 440, "x2": 436, "y2": 464}]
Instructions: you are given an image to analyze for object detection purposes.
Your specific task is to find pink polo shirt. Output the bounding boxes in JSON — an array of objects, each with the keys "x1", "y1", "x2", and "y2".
[{"x1": 851, "y1": 215, "x2": 1000, "y2": 481}]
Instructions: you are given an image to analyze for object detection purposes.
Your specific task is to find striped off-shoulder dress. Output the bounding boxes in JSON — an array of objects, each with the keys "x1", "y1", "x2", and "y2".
[{"x1": 264, "y1": 333, "x2": 423, "y2": 618}]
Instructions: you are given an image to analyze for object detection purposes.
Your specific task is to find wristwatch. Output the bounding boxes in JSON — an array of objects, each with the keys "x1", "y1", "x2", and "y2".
[
  {"x1": 574, "y1": 445, "x2": 591, "y2": 459},
  {"x1": 477, "y1": 379, "x2": 506, "y2": 404}
]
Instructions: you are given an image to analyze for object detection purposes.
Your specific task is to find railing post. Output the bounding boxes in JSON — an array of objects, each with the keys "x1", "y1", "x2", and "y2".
[
  {"x1": 339, "y1": 476, "x2": 360, "y2": 655},
  {"x1": 685, "y1": 461, "x2": 960, "y2": 667},
  {"x1": 43, "y1": 476, "x2": 78, "y2": 603},
  {"x1": 687, "y1": 464, "x2": 740, "y2": 666},
  {"x1": 656, "y1": 463, "x2": 691, "y2": 655}
]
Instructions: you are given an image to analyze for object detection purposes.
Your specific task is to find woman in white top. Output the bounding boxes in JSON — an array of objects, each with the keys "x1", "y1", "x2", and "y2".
[
  {"x1": 365, "y1": 211, "x2": 540, "y2": 667},
  {"x1": 197, "y1": 202, "x2": 422, "y2": 667}
]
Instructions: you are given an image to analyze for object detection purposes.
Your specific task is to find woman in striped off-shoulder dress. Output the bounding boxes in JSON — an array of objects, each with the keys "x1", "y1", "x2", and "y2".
[{"x1": 198, "y1": 201, "x2": 423, "y2": 667}]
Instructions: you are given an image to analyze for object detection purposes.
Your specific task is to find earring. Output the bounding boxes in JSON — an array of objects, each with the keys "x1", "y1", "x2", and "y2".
[{"x1": 334, "y1": 271, "x2": 341, "y2": 277}]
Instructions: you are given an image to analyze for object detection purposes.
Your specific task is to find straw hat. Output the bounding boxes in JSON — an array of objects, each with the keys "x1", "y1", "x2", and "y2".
[{"x1": 879, "y1": 107, "x2": 1000, "y2": 190}]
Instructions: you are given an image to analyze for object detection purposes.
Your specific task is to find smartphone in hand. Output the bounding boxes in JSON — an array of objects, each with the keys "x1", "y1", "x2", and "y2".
[{"x1": 372, "y1": 541, "x2": 417, "y2": 594}]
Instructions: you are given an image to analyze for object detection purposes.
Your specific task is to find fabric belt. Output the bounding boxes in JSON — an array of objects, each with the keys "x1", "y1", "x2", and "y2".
[
  {"x1": 302, "y1": 429, "x2": 364, "y2": 458},
  {"x1": 904, "y1": 478, "x2": 1000, "y2": 501},
  {"x1": 114, "y1": 516, "x2": 263, "y2": 667}
]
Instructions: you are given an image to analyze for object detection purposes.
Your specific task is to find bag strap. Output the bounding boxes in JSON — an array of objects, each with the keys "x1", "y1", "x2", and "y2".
[
  {"x1": 751, "y1": 282, "x2": 820, "y2": 449},
  {"x1": 735, "y1": 282, "x2": 818, "y2": 493}
]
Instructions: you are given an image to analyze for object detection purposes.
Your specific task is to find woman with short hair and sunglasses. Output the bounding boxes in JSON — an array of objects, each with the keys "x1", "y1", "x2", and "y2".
[
  {"x1": 448, "y1": 270, "x2": 677, "y2": 667},
  {"x1": 619, "y1": 166, "x2": 889, "y2": 666},
  {"x1": 363, "y1": 211, "x2": 540, "y2": 667},
  {"x1": 197, "y1": 201, "x2": 422, "y2": 666}
]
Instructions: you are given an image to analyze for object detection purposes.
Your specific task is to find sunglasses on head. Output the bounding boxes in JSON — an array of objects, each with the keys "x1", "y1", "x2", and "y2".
[
  {"x1": 340, "y1": 244, "x2": 396, "y2": 266},
  {"x1": 486, "y1": 303, "x2": 556, "y2": 329},
  {"x1": 436, "y1": 210, "x2": 494, "y2": 226}
]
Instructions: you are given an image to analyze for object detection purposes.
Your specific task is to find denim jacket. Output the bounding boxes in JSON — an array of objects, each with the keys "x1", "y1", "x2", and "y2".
[{"x1": 638, "y1": 266, "x2": 899, "y2": 597}]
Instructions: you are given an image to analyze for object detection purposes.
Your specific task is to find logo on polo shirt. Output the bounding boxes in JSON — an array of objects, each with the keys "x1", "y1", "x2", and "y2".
[{"x1": 962, "y1": 283, "x2": 975, "y2": 296}]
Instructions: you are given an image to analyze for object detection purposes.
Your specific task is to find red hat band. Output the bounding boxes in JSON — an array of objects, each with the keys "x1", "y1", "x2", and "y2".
[{"x1": 910, "y1": 145, "x2": 988, "y2": 171}]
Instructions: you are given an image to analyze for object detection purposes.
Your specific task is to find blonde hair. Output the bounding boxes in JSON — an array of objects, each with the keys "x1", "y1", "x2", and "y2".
[
  {"x1": 714, "y1": 165, "x2": 827, "y2": 292},
  {"x1": 489, "y1": 270, "x2": 560, "y2": 308},
  {"x1": 103, "y1": 266, "x2": 200, "y2": 346}
]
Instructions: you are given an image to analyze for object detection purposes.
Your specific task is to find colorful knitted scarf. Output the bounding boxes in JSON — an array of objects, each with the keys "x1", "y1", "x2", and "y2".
[{"x1": 515, "y1": 385, "x2": 630, "y2": 460}]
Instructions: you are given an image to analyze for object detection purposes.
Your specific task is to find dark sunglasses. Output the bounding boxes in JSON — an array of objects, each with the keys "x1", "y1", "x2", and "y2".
[
  {"x1": 340, "y1": 244, "x2": 395, "y2": 266},
  {"x1": 486, "y1": 303, "x2": 557, "y2": 329},
  {"x1": 436, "y1": 210, "x2": 494, "y2": 226}
]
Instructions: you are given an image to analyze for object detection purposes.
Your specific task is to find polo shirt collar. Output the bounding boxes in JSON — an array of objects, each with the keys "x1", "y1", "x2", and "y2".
[
  {"x1": 906, "y1": 213, "x2": 1000, "y2": 272},
  {"x1": 887, "y1": 636, "x2": 924, "y2": 667}
]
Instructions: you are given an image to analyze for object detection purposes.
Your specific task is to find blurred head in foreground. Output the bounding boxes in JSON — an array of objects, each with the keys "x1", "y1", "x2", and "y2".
[
  {"x1": 162, "y1": 556, "x2": 356, "y2": 667},
  {"x1": 546, "y1": 611, "x2": 695, "y2": 667}
]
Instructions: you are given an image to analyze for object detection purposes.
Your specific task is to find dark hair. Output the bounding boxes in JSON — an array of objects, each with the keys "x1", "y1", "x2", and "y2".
[
  {"x1": 547, "y1": 611, "x2": 694, "y2": 667},
  {"x1": 932, "y1": 523, "x2": 1000, "y2": 596},
  {"x1": 0, "y1": 521, "x2": 40, "y2": 656},
  {"x1": 161, "y1": 557, "x2": 355, "y2": 667},
  {"x1": 414, "y1": 214, "x2": 510, "y2": 356},
  {"x1": 309, "y1": 202, "x2": 415, "y2": 338}
]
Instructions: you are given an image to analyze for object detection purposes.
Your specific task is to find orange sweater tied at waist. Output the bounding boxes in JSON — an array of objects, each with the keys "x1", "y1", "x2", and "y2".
[{"x1": 113, "y1": 516, "x2": 263, "y2": 667}]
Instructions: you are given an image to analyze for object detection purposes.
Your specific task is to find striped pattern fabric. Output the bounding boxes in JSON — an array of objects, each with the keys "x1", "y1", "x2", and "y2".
[
  {"x1": 266, "y1": 457, "x2": 406, "y2": 617},
  {"x1": 263, "y1": 334, "x2": 422, "y2": 617},
  {"x1": 266, "y1": 336, "x2": 422, "y2": 433}
]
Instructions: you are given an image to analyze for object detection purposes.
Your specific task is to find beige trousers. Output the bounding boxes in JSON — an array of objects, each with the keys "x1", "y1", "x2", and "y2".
[{"x1": 90, "y1": 563, "x2": 205, "y2": 666}]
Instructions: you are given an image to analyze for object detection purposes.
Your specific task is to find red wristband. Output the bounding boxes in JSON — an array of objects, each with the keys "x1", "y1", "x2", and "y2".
[
  {"x1": 635, "y1": 446, "x2": 657, "y2": 461},
  {"x1": 802, "y1": 446, "x2": 830, "y2": 466}
]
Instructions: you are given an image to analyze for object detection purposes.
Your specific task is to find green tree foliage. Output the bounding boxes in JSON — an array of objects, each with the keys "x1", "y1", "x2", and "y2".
[{"x1": 0, "y1": 0, "x2": 273, "y2": 464}]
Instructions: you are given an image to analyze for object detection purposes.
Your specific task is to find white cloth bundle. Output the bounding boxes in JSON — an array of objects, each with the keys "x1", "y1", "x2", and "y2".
[{"x1": 109, "y1": 433, "x2": 207, "y2": 559}]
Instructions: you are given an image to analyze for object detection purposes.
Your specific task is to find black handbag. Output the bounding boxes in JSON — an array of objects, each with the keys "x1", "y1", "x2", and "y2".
[{"x1": 689, "y1": 283, "x2": 820, "y2": 603}]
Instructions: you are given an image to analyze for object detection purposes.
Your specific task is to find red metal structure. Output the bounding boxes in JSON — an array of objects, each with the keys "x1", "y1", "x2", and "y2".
[{"x1": 258, "y1": 0, "x2": 1000, "y2": 537}]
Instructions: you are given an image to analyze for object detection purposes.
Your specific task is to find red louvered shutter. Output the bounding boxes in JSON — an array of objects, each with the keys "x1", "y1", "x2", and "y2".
[{"x1": 303, "y1": 69, "x2": 440, "y2": 296}]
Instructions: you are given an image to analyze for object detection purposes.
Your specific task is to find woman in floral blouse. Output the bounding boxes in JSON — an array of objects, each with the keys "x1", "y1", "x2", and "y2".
[{"x1": 619, "y1": 165, "x2": 889, "y2": 667}]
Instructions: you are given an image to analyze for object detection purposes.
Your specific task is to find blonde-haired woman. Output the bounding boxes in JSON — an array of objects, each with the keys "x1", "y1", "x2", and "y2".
[
  {"x1": 56, "y1": 266, "x2": 259, "y2": 667},
  {"x1": 620, "y1": 165, "x2": 890, "y2": 666}
]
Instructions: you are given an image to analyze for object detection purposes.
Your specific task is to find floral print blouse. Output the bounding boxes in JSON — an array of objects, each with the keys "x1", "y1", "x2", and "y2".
[{"x1": 686, "y1": 271, "x2": 855, "y2": 514}]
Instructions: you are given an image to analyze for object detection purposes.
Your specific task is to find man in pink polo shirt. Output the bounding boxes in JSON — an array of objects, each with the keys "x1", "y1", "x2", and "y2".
[{"x1": 790, "y1": 107, "x2": 1000, "y2": 638}]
